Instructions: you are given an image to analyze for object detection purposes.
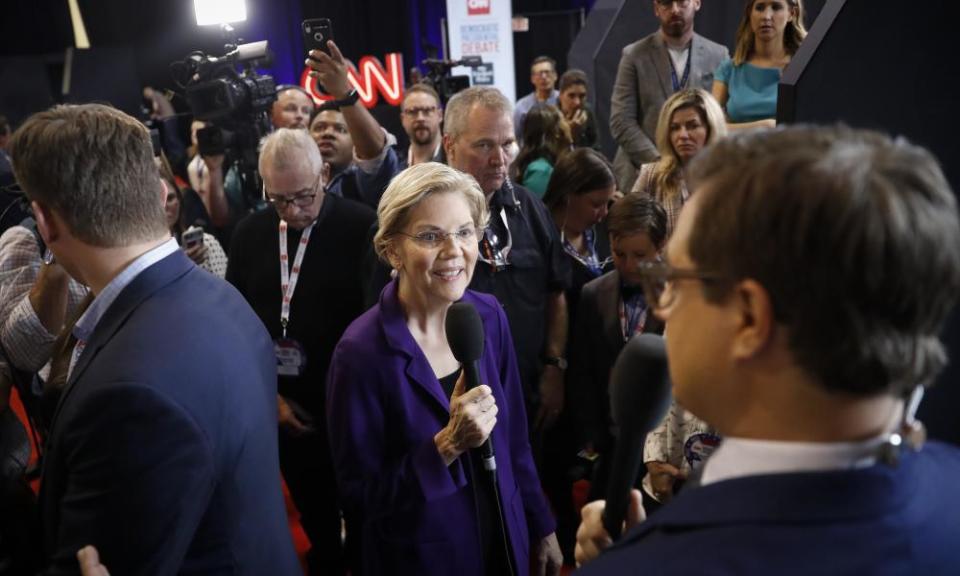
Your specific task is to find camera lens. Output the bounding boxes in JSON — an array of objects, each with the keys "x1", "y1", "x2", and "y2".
[{"x1": 314, "y1": 32, "x2": 324, "y2": 42}]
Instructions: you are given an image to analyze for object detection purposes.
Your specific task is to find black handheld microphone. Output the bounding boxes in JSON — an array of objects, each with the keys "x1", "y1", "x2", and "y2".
[
  {"x1": 445, "y1": 301, "x2": 497, "y2": 473},
  {"x1": 602, "y1": 333, "x2": 672, "y2": 540}
]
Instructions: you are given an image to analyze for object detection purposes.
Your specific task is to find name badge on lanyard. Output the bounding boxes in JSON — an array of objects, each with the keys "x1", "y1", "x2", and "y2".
[{"x1": 276, "y1": 219, "x2": 315, "y2": 377}]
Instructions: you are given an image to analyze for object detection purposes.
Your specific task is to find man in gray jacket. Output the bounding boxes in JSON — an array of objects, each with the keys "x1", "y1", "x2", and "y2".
[{"x1": 609, "y1": 0, "x2": 728, "y2": 192}]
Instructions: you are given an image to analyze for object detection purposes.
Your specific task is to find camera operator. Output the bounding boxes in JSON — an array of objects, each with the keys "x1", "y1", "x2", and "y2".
[
  {"x1": 271, "y1": 85, "x2": 315, "y2": 130},
  {"x1": 305, "y1": 40, "x2": 401, "y2": 210}
]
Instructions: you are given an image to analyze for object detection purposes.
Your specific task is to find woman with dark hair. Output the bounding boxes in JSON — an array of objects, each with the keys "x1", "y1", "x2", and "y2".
[
  {"x1": 538, "y1": 148, "x2": 618, "y2": 560},
  {"x1": 630, "y1": 88, "x2": 727, "y2": 238},
  {"x1": 712, "y1": 0, "x2": 806, "y2": 129},
  {"x1": 542, "y1": 148, "x2": 618, "y2": 323},
  {"x1": 512, "y1": 104, "x2": 572, "y2": 198}
]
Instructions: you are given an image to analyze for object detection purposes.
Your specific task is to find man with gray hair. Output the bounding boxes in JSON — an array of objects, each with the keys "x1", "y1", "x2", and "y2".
[
  {"x1": 226, "y1": 127, "x2": 375, "y2": 575},
  {"x1": 443, "y1": 85, "x2": 568, "y2": 570},
  {"x1": 9, "y1": 103, "x2": 300, "y2": 574}
]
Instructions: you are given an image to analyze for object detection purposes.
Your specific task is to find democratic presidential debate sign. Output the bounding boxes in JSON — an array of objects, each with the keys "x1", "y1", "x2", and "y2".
[
  {"x1": 446, "y1": 0, "x2": 516, "y2": 102},
  {"x1": 299, "y1": 53, "x2": 405, "y2": 108}
]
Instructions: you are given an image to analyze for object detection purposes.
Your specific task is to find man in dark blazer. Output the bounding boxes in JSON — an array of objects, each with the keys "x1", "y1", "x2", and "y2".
[
  {"x1": 609, "y1": 0, "x2": 728, "y2": 192},
  {"x1": 575, "y1": 126, "x2": 960, "y2": 574},
  {"x1": 9, "y1": 103, "x2": 300, "y2": 575}
]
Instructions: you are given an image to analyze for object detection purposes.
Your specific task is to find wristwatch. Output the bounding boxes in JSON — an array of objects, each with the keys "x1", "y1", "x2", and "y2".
[
  {"x1": 543, "y1": 356, "x2": 568, "y2": 370},
  {"x1": 334, "y1": 88, "x2": 360, "y2": 107}
]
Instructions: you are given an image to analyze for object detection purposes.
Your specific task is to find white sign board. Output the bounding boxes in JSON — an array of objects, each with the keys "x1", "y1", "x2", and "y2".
[{"x1": 445, "y1": 0, "x2": 516, "y2": 102}]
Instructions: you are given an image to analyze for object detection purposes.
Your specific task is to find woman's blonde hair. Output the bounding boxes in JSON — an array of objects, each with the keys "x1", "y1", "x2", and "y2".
[
  {"x1": 732, "y1": 0, "x2": 807, "y2": 66},
  {"x1": 374, "y1": 162, "x2": 489, "y2": 262},
  {"x1": 651, "y1": 88, "x2": 727, "y2": 203}
]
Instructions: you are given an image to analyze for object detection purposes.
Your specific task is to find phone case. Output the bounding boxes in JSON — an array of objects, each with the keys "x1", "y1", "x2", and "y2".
[{"x1": 302, "y1": 19, "x2": 333, "y2": 55}]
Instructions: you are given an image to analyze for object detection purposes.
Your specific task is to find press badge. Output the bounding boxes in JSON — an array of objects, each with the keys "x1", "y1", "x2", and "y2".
[
  {"x1": 684, "y1": 432, "x2": 722, "y2": 467},
  {"x1": 275, "y1": 339, "x2": 307, "y2": 377}
]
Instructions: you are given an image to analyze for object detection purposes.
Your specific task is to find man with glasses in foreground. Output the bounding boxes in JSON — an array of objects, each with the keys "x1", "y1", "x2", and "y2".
[
  {"x1": 226, "y1": 128, "x2": 375, "y2": 575},
  {"x1": 574, "y1": 125, "x2": 960, "y2": 574}
]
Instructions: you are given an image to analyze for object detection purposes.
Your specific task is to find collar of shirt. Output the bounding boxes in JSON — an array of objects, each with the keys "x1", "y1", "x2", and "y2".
[
  {"x1": 701, "y1": 434, "x2": 887, "y2": 487},
  {"x1": 72, "y1": 237, "x2": 180, "y2": 345}
]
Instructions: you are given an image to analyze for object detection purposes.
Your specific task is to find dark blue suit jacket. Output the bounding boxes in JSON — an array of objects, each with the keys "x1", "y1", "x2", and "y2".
[
  {"x1": 580, "y1": 441, "x2": 960, "y2": 575},
  {"x1": 326, "y1": 282, "x2": 556, "y2": 575},
  {"x1": 39, "y1": 250, "x2": 300, "y2": 575}
]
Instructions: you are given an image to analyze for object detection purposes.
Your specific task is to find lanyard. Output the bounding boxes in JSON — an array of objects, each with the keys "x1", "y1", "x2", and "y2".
[
  {"x1": 669, "y1": 46, "x2": 693, "y2": 92},
  {"x1": 619, "y1": 293, "x2": 649, "y2": 342},
  {"x1": 561, "y1": 227, "x2": 606, "y2": 278},
  {"x1": 279, "y1": 219, "x2": 316, "y2": 338}
]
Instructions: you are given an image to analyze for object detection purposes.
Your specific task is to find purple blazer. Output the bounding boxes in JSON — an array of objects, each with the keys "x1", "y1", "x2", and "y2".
[{"x1": 327, "y1": 280, "x2": 556, "y2": 574}]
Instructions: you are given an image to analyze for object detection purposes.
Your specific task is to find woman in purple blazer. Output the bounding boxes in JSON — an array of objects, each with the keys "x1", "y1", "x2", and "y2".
[{"x1": 327, "y1": 162, "x2": 561, "y2": 575}]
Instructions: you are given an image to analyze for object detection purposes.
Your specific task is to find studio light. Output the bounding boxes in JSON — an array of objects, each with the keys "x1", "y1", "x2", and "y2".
[{"x1": 194, "y1": 0, "x2": 247, "y2": 27}]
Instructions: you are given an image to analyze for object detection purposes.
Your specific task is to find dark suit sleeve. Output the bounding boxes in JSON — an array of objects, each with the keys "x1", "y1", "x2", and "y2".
[
  {"x1": 45, "y1": 384, "x2": 214, "y2": 576},
  {"x1": 494, "y1": 303, "x2": 556, "y2": 541}
]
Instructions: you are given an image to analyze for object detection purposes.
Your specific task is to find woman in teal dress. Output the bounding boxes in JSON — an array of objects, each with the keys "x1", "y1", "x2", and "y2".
[{"x1": 712, "y1": 0, "x2": 807, "y2": 130}]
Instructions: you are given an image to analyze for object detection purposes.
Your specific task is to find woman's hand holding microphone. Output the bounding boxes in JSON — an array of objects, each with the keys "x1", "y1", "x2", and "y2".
[{"x1": 434, "y1": 372, "x2": 498, "y2": 466}]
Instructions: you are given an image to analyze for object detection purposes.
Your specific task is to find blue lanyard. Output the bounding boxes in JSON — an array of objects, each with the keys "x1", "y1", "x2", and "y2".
[
  {"x1": 562, "y1": 227, "x2": 605, "y2": 278},
  {"x1": 669, "y1": 46, "x2": 693, "y2": 92}
]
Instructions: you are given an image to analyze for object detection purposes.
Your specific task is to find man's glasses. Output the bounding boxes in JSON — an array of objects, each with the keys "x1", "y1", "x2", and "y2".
[
  {"x1": 264, "y1": 174, "x2": 320, "y2": 210},
  {"x1": 401, "y1": 106, "x2": 438, "y2": 118},
  {"x1": 636, "y1": 261, "x2": 724, "y2": 310},
  {"x1": 531, "y1": 69, "x2": 556, "y2": 78},
  {"x1": 398, "y1": 226, "x2": 480, "y2": 248},
  {"x1": 657, "y1": 0, "x2": 692, "y2": 7}
]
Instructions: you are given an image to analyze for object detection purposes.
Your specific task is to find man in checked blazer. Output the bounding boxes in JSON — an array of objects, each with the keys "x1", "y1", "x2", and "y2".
[{"x1": 609, "y1": 0, "x2": 728, "y2": 192}]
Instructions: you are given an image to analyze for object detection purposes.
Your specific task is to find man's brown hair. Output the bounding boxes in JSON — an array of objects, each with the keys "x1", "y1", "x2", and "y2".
[
  {"x1": 9, "y1": 103, "x2": 167, "y2": 247},
  {"x1": 686, "y1": 125, "x2": 960, "y2": 396}
]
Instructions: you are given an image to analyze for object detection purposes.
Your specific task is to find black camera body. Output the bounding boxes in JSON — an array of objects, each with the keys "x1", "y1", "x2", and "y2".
[
  {"x1": 422, "y1": 56, "x2": 483, "y2": 105},
  {"x1": 173, "y1": 40, "x2": 277, "y2": 208},
  {"x1": 186, "y1": 74, "x2": 276, "y2": 124}
]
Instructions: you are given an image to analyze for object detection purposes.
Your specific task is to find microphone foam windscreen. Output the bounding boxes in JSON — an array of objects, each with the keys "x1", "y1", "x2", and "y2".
[
  {"x1": 445, "y1": 302, "x2": 485, "y2": 363},
  {"x1": 610, "y1": 333, "x2": 673, "y2": 435}
]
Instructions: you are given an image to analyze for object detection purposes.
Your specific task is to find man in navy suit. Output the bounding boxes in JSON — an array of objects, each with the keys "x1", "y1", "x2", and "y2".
[
  {"x1": 9, "y1": 103, "x2": 300, "y2": 575},
  {"x1": 575, "y1": 125, "x2": 960, "y2": 575}
]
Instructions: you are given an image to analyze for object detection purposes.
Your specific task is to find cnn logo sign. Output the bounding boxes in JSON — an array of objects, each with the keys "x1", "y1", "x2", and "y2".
[
  {"x1": 468, "y1": 0, "x2": 490, "y2": 16},
  {"x1": 300, "y1": 53, "x2": 404, "y2": 108}
]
